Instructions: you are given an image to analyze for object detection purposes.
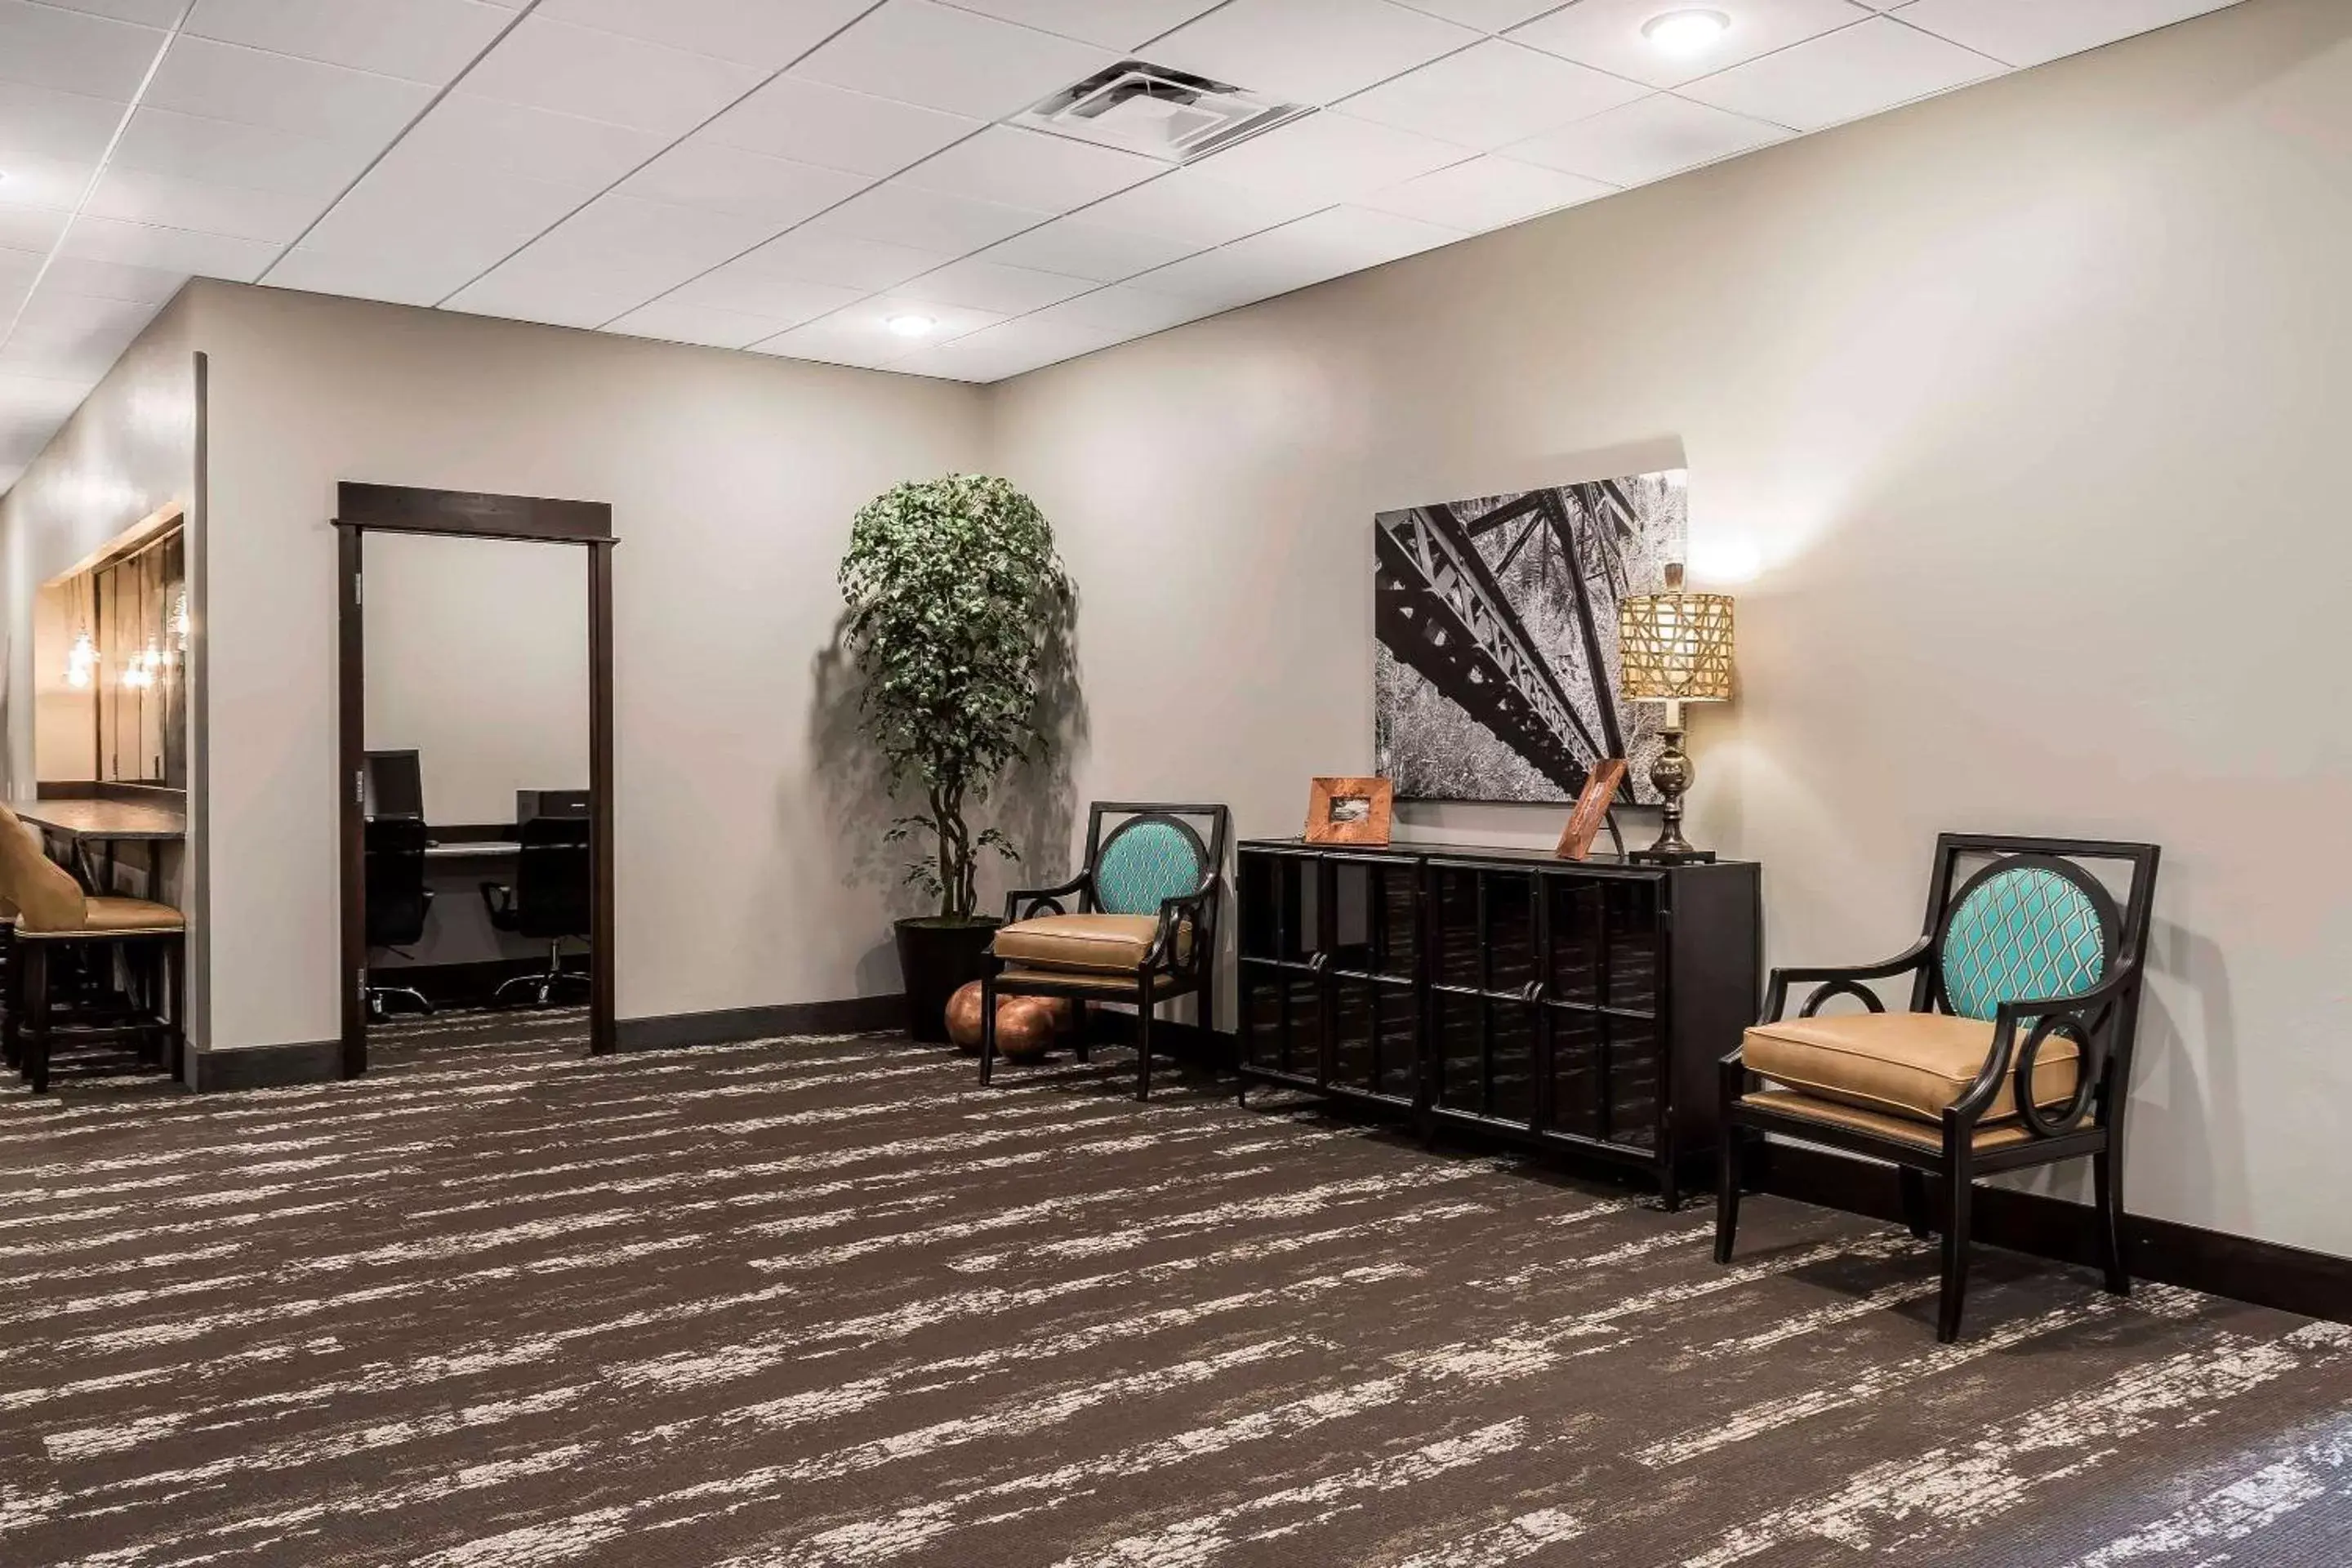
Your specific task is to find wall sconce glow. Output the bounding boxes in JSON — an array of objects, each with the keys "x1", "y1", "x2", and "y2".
[
  {"x1": 65, "y1": 630, "x2": 97, "y2": 689},
  {"x1": 1642, "y1": 9, "x2": 1731, "y2": 54},
  {"x1": 885, "y1": 314, "x2": 937, "y2": 338},
  {"x1": 172, "y1": 587, "x2": 190, "y2": 651}
]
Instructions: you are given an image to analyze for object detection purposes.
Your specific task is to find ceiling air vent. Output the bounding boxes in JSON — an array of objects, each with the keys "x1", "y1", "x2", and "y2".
[{"x1": 1013, "y1": 62, "x2": 1307, "y2": 164}]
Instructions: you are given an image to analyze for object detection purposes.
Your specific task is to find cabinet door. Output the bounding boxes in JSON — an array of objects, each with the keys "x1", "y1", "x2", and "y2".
[
  {"x1": 1238, "y1": 960, "x2": 1325, "y2": 1083},
  {"x1": 1328, "y1": 857, "x2": 1419, "y2": 980},
  {"x1": 1331, "y1": 972, "x2": 1417, "y2": 1103},
  {"x1": 1239, "y1": 850, "x2": 1322, "y2": 964},
  {"x1": 1425, "y1": 861, "x2": 1544, "y2": 1126}
]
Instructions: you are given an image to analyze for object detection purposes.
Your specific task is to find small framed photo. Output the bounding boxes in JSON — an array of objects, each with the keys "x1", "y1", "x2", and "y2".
[
  {"x1": 1306, "y1": 777, "x2": 1395, "y2": 846},
  {"x1": 1555, "y1": 759, "x2": 1628, "y2": 862}
]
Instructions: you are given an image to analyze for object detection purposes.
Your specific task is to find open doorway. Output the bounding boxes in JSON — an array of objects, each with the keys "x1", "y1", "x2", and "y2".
[{"x1": 335, "y1": 483, "x2": 615, "y2": 1074}]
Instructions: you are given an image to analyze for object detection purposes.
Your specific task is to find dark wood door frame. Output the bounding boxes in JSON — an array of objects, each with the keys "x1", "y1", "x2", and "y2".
[{"x1": 335, "y1": 482, "x2": 617, "y2": 1076}]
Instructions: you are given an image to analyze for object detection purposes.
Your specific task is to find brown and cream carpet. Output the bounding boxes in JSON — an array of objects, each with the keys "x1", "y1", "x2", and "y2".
[{"x1": 2, "y1": 1009, "x2": 2347, "y2": 1567}]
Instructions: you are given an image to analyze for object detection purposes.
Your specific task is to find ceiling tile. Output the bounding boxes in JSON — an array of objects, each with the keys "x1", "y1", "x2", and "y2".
[
  {"x1": 110, "y1": 105, "x2": 381, "y2": 198},
  {"x1": 394, "y1": 93, "x2": 670, "y2": 189},
  {"x1": 462, "y1": 14, "x2": 768, "y2": 138},
  {"x1": 42, "y1": 252, "x2": 188, "y2": 303},
  {"x1": 264, "y1": 245, "x2": 473, "y2": 306},
  {"x1": 1027, "y1": 280, "x2": 1216, "y2": 334},
  {"x1": 1075, "y1": 166, "x2": 1327, "y2": 246},
  {"x1": 1388, "y1": 0, "x2": 1566, "y2": 30},
  {"x1": 297, "y1": 145, "x2": 595, "y2": 281},
  {"x1": 0, "y1": 1, "x2": 163, "y2": 100},
  {"x1": 0, "y1": 206, "x2": 71, "y2": 251},
  {"x1": 606, "y1": 296, "x2": 804, "y2": 350},
  {"x1": 0, "y1": 287, "x2": 156, "y2": 379},
  {"x1": 1505, "y1": 92, "x2": 1788, "y2": 186},
  {"x1": 1193, "y1": 110, "x2": 1472, "y2": 203},
  {"x1": 517, "y1": 192, "x2": 782, "y2": 291},
  {"x1": 1508, "y1": 0, "x2": 1871, "y2": 91},
  {"x1": 896, "y1": 125, "x2": 1160, "y2": 212},
  {"x1": 56, "y1": 214, "x2": 279, "y2": 278},
  {"x1": 664, "y1": 263, "x2": 863, "y2": 323},
  {"x1": 1679, "y1": 16, "x2": 1998, "y2": 131},
  {"x1": 0, "y1": 78, "x2": 127, "y2": 164},
  {"x1": 144, "y1": 37, "x2": 437, "y2": 144},
  {"x1": 894, "y1": 255, "x2": 1093, "y2": 313},
  {"x1": 0, "y1": 243, "x2": 41, "y2": 296},
  {"x1": 790, "y1": 1, "x2": 1113, "y2": 122},
  {"x1": 705, "y1": 77, "x2": 982, "y2": 179},
  {"x1": 0, "y1": 369, "x2": 96, "y2": 427},
  {"x1": 444, "y1": 258, "x2": 658, "y2": 329},
  {"x1": 748, "y1": 319, "x2": 912, "y2": 371},
  {"x1": 1148, "y1": 0, "x2": 1482, "y2": 105},
  {"x1": 183, "y1": 0, "x2": 514, "y2": 84},
  {"x1": 808, "y1": 180, "x2": 1050, "y2": 254},
  {"x1": 888, "y1": 314, "x2": 1128, "y2": 379},
  {"x1": 1340, "y1": 38, "x2": 1650, "y2": 150},
  {"x1": 620, "y1": 139, "x2": 871, "y2": 226},
  {"x1": 978, "y1": 216, "x2": 1199, "y2": 282},
  {"x1": 1134, "y1": 203, "x2": 1462, "y2": 305},
  {"x1": 538, "y1": 0, "x2": 875, "y2": 70},
  {"x1": 1894, "y1": 0, "x2": 2239, "y2": 69},
  {"x1": 83, "y1": 166, "x2": 323, "y2": 243},
  {"x1": 0, "y1": 154, "x2": 99, "y2": 213},
  {"x1": 1358, "y1": 153, "x2": 1612, "y2": 230},
  {"x1": 38, "y1": 0, "x2": 184, "y2": 23},
  {"x1": 933, "y1": 0, "x2": 1223, "y2": 51},
  {"x1": 720, "y1": 227, "x2": 951, "y2": 291},
  {"x1": 772, "y1": 292, "x2": 1007, "y2": 356}
]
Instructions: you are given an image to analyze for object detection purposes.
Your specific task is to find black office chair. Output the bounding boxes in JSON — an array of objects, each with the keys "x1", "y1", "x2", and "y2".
[
  {"x1": 480, "y1": 816, "x2": 592, "y2": 1008},
  {"x1": 364, "y1": 817, "x2": 434, "y2": 1021}
]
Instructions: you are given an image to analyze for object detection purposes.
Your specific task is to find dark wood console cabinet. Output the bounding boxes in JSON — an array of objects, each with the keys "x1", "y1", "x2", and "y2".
[{"x1": 1236, "y1": 838, "x2": 1761, "y2": 1207}]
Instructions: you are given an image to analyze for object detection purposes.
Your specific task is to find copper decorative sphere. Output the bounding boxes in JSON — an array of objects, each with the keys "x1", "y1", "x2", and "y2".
[{"x1": 944, "y1": 983, "x2": 1076, "y2": 1060}]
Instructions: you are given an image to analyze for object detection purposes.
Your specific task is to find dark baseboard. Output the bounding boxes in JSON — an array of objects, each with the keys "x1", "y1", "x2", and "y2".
[
  {"x1": 193, "y1": 1038, "x2": 341, "y2": 1092},
  {"x1": 1761, "y1": 1144, "x2": 2352, "y2": 1326},
  {"x1": 614, "y1": 995, "x2": 906, "y2": 1053}
]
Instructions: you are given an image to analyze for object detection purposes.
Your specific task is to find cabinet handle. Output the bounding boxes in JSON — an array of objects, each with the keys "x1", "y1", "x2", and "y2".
[
  {"x1": 1307, "y1": 951, "x2": 1331, "y2": 974},
  {"x1": 1521, "y1": 980, "x2": 1547, "y2": 1004}
]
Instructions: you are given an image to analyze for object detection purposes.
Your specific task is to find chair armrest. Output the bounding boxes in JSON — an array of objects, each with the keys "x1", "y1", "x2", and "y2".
[
  {"x1": 1951, "y1": 960, "x2": 2141, "y2": 1134},
  {"x1": 1759, "y1": 937, "x2": 1934, "y2": 1023},
  {"x1": 1146, "y1": 875, "x2": 1221, "y2": 973},
  {"x1": 1002, "y1": 874, "x2": 1091, "y2": 924}
]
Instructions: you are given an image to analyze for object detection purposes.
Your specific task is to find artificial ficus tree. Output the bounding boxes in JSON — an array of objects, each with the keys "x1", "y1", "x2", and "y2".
[{"x1": 838, "y1": 474, "x2": 1073, "y2": 921}]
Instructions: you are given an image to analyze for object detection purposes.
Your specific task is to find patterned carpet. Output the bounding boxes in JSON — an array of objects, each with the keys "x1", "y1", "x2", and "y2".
[{"x1": 2, "y1": 1009, "x2": 2348, "y2": 1568}]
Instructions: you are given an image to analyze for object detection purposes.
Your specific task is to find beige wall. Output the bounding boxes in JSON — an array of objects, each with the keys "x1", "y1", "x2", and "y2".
[
  {"x1": 193, "y1": 282, "x2": 986, "y2": 1054},
  {"x1": 362, "y1": 531, "x2": 590, "y2": 826},
  {"x1": 987, "y1": 0, "x2": 2352, "y2": 1257}
]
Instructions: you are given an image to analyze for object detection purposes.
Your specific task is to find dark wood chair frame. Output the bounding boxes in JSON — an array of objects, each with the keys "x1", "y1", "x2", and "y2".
[
  {"x1": 1717, "y1": 833, "x2": 2162, "y2": 1342},
  {"x1": 980, "y1": 802, "x2": 1232, "y2": 1102},
  {"x1": 3, "y1": 924, "x2": 185, "y2": 1094}
]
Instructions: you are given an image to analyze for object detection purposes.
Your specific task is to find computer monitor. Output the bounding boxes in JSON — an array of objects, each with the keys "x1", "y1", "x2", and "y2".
[
  {"x1": 518, "y1": 789, "x2": 590, "y2": 822},
  {"x1": 364, "y1": 749, "x2": 424, "y2": 821}
]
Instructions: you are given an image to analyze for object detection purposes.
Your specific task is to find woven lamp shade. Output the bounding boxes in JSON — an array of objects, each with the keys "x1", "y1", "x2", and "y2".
[{"x1": 1619, "y1": 563, "x2": 1735, "y2": 703}]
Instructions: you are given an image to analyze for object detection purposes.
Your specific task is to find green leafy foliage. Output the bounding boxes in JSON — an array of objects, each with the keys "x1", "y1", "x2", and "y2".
[{"x1": 840, "y1": 474, "x2": 1073, "y2": 920}]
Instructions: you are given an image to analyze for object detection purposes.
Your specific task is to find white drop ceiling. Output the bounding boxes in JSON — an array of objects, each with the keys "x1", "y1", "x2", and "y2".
[{"x1": 0, "y1": 0, "x2": 2247, "y2": 492}]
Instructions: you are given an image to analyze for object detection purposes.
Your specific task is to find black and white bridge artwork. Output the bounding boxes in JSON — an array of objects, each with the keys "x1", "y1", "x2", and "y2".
[{"x1": 1374, "y1": 470, "x2": 1687, "y2": 805}]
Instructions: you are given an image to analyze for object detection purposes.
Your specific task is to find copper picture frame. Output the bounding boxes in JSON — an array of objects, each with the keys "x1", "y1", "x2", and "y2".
[
  {"x1": 1306, "y1": 777, "x2": 1395, "y2": 846},
  {"x1": 1554, "y1": 759, "x2": 1628, "y2": 861}
]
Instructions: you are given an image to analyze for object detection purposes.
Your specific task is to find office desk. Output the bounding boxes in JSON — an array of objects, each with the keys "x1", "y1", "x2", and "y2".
[
  {"x1": 17, "y1": 799, "x2": 186, "y2": 893},
  {"x1": 425, "y1": 840, "x2": 521, "y2": 858}
]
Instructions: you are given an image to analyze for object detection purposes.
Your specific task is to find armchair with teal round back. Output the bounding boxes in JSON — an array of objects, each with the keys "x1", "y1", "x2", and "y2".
[
  {"x1": 1716, "y1": 833, "x2": 2160, "y2": 1343},
  {"x1": 980, "y1": 802, "x2": 1232, "y2": 1101}
]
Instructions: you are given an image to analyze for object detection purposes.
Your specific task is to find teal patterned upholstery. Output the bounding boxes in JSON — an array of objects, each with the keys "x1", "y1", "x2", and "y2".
[
  {"x1": 1095, "y1": 818, "x2": 1206, "y2": 916},
  {"x1": 1939, "y1": 864, "x2": 2107, "y2": 1021}
]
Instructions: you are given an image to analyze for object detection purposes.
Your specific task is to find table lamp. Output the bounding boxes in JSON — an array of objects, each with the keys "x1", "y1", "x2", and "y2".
[{"x1": 1618, "y1": 562, "x2": 1735, "y2": 863}]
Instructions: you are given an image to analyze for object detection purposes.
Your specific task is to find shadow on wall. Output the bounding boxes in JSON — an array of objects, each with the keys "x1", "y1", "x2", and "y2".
[{"x1": 807, "y1": 584, "x2": 1089, "y2": 933}]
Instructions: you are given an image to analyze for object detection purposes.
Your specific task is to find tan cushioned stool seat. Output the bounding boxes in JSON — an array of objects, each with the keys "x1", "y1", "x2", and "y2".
[
  {"x1": 0, "y1": 802, "x2": 87, "y2": 932},
  {"x1": 1740, "y1": 1090, "x2": 2044, "y2": 1151},
  {"x1": 53, "y1": 896, "x2": 184, "y2": 936},
  {"x1": 994, "y1": 913, "x2": 1184, "y2": 974},
  {"x1": 1744, "y1": 1010, "x2": 2077, "y2": 1123}
]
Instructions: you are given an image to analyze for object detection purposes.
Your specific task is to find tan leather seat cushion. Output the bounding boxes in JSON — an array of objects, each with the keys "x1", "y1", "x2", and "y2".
[
  {"x1": 81, "y1": 896, "x2": 184, "y2": 934},
  {"x1": 994, "y1": 913, "x2": 1184, "y2": 974},
  {"x1": 1740, "y1": 1090, "x2": 2042, "y2": 1151},
  {"x1": 1744, "y1": 1010, "x2": 2077, "y2": 1123},
  {"x1": 0, "y1": 803, "x2": 87, "y2": 933}
]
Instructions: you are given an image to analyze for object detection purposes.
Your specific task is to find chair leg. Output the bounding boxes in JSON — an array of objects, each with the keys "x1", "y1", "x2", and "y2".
[
  {"x1": 1134, "y1": 981, "x2": 1153, "y2": 1102},
  {"x1": 1074, "y1": 998, "x2": 1089, "y2": 1062},
  {"x1": 978, "y1": 973, "x2": 996, "y2": 1086},
  {"x1": 1938, "y1": 1156, "x2": 1973, "y2": 1343},
  {"x1": 1714, "y1": 1125, "x2": 1745, "y2": 1265},
  {"x1": 165, "y1": 938, "x2": 185, "y2": 1082},
  {"x1": 24, "y1": 943, "x2": 51, "y2": 1095},
  {"x1": 1899, "y1": 1165, "x2": 1933, "y2": 1241},
  {"x1": 2094, "y1": 1145, "x2": 2131, "y2": 1295}
]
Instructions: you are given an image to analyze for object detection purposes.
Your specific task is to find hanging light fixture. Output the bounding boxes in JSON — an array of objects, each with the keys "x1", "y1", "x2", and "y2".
[{"x1": 65, "y1": 573, "x2": 98, "y2": 688}]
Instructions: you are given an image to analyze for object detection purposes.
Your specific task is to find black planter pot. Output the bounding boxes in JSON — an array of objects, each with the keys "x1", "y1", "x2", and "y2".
[{"x1": 893, "y1": 915, "x2": 1004, "y2": 1044}]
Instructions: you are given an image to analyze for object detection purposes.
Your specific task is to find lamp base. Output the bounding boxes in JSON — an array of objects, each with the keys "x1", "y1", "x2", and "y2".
[
  {"x1": 1628, "y1": 845, "x2": 1716, "y2": 866},
  {"x1": 1633, "y1": 719, "x2": 1713, "y2": 864}
]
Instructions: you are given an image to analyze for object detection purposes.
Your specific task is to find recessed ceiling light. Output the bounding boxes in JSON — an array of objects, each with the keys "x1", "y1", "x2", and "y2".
[
  {"x1": 1642, "y1": 9, "x2": 1731, "y2": 55},
  {"x1": 886, "y1": 314, "x2": 936, "y2": 338}
]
